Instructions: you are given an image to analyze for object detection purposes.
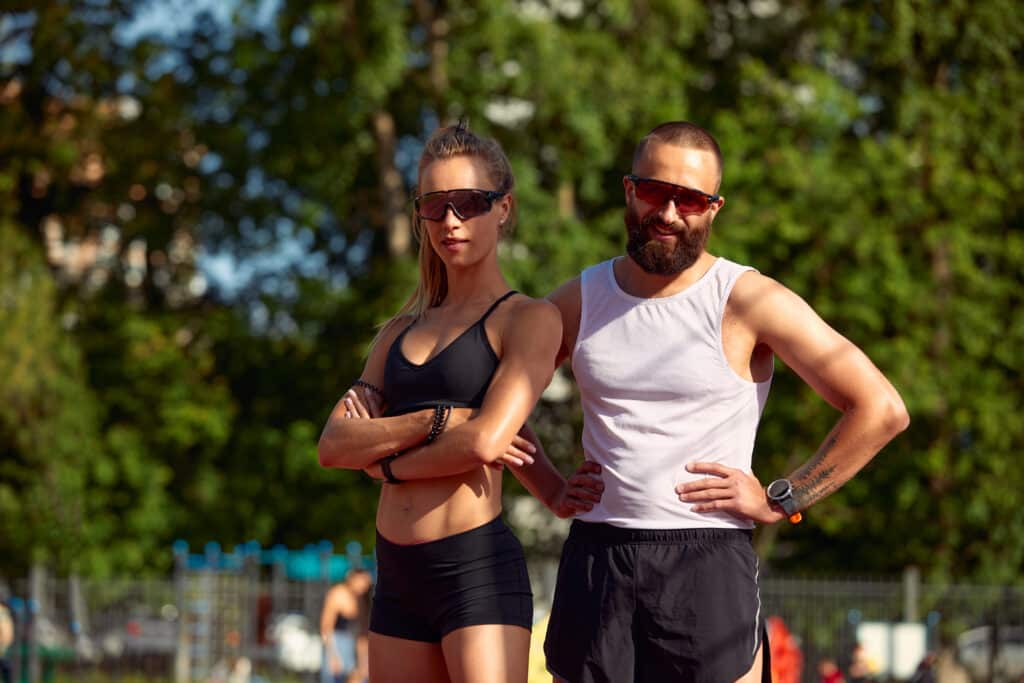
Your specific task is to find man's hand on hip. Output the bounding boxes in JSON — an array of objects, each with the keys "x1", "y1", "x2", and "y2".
[{"x1": 675, "y1": 461, "x2": 785, "y2": 524}]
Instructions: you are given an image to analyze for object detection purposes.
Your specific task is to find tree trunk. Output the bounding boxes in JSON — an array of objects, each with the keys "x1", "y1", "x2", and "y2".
[{"x1": 372, "y1": 111, "x2": 411, "y2": 257}]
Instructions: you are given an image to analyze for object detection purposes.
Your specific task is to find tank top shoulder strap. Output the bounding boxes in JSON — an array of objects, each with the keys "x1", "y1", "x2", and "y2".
[
  {"x1": 383, "y1": 316, "x2": 417, "y2": 362},
  {"x1": 476, "y1": 290, "x2": 518, "y2": 325}
]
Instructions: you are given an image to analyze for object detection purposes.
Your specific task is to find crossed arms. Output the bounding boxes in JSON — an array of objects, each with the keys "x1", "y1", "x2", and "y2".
[{"x1": 317, "y1": 298, "x2": 602, "y2": 517}]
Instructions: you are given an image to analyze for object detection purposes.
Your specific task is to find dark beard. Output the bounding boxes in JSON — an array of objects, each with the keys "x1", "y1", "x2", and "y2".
[{"x1": 624, "y1": 204, "x2": 710, "y2": 275}]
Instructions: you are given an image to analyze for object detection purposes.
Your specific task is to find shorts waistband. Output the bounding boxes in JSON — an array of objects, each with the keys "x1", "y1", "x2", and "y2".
[
  {"x1": 568, "y1": 520, "x2": 753, "y2": 545},
  {"x1": 376, "y1": 515, "x2": 506, "y2": 552}
]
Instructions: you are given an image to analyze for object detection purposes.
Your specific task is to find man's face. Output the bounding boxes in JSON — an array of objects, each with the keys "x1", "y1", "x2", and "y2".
[
  {"x1": 624, "y1": 143, "x2": 723, "y2": 275},
  {"x1": 349, "y1": 571, "x2": 372, "y2": 594}
]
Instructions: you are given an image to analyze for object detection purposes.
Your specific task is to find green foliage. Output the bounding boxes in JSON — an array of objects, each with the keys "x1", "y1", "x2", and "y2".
[
  {"x1": 1, "y1": 0, "x2": 1021, "y2": 581},
  {"x1": 0, "y1": 222, "x2": 97, "y2": 574}
]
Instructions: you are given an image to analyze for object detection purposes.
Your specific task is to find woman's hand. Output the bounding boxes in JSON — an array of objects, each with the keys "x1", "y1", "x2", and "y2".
[
  {"x1": 550, "y1": 461, "x2": 604, "y2": 518},
  {"x1": 343, "y1": 384, "x2": 384, "y2": 419},
  {"x1": 487, "y1": 433, "x2": 537, "y2": 470}
]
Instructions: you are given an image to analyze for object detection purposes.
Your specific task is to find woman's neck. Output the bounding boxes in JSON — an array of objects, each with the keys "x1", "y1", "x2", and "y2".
[{"x1": 441, "y1": 262, "x2": 510, "y2": 308}]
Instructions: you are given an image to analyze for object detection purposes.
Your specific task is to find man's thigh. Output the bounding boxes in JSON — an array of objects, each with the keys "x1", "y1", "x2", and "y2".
[
  {"x1": 543, "y1": 535, "x2": 636, "y2": 683},
  {"x1": 636, "y1": 533, "x2": 763, "y2": 683}
]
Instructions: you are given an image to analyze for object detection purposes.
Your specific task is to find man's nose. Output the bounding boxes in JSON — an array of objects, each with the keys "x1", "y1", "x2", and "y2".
[{"x1": 655, "y1": 198, "x2": 680, "y2": 223}]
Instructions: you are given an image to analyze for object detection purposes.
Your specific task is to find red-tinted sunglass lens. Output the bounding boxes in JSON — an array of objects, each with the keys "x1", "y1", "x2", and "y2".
[
  {"x1": 633, "y1": 180, "x2": 672, "y2": 206},
  {"x1": 448, "y1": 190, "x2": 493, "y2": 219},
  {"x1": 417, "y1": 193, "x2": 451, "y2": 220},
  {"x1": 634, "y1": 180, "x2": 707, "y2": 214},
  {"x1": 417, "y1": 190, "x2": 494, "y2": 221}
]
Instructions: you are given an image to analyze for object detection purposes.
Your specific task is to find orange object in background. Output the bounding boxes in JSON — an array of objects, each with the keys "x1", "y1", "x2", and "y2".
[{"x1": 767, "y1": 615, "x2": 803, "y2": 683}]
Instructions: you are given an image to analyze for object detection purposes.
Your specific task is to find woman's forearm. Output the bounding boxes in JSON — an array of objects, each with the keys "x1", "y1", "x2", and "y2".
[
  {"x1": 318, "y1": 410, "x2": 433, "y2": 470},
  {"x1": 385, "y1": 419, "x2": 494, "y2": 480}
]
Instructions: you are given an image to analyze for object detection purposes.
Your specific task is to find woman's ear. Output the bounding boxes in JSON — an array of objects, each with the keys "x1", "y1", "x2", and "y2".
[{"x1": 500, "y1": 195, "x2": 512, "y2": 226}]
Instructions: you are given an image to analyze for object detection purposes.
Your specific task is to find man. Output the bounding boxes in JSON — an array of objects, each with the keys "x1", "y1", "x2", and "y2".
[
  {"x1": 0, "y1": 587, "x2": 12, "y2": 683},
  {"x1": 320, "y1": 569, "x2": 372, "y2": 683},
  {"x1": 542, "y1": 122, "x2": 909, "y2": 682}
]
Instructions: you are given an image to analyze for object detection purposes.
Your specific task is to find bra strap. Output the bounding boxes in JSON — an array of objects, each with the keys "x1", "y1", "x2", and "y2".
[{"x1": 477, "y1": 290, "x2": 518, "y2": 324}]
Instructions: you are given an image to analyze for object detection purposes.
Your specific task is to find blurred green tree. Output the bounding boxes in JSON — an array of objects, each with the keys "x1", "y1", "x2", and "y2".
[{"x1": 1, "y1": 0, "x2": 1020, "y2": 582}]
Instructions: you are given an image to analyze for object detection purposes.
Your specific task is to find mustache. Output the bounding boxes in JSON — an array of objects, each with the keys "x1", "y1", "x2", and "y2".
[{"x1": 632, "y1": 212, "x2": 683, "y2": 235}]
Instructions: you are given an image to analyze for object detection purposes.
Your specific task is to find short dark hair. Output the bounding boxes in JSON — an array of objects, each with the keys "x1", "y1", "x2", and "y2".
[{"x1": 632, "y1": 121, "x2": 723, "y2": 191}]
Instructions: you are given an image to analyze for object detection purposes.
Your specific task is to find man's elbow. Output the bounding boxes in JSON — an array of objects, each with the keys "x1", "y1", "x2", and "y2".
[{"x1": 880, "y1": 393, "x2": 910, "y2": 438}]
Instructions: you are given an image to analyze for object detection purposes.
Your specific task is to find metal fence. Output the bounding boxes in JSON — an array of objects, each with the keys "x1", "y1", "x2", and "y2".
[
  {"x1": 5, "y1": 566, "x2": 332, "y2": 683},
  {"x1": 4, "y1": 565, "x2": 1024, "y2": 683},
  {"x1": 758, "y1": 571, "x2": 1024, "y2": 682}
]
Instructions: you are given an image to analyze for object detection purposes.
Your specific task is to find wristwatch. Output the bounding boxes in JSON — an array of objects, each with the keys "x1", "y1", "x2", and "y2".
[{"x1": 766, "y1": 479, "x2": 803, "y2": 524}]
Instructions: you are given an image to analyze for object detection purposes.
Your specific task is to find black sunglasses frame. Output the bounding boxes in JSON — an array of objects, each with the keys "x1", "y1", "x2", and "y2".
[
  {"x1": 413, "y1": 188, "x2": 507, "y2": 221},
  {"x1": 624, "y1": 174, "x2": 720, "y2": 208}
]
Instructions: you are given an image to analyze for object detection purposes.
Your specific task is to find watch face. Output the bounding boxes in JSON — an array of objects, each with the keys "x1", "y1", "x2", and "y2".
[{"x1": 767, "y1": 479, "x2": 791, "y2": 499}]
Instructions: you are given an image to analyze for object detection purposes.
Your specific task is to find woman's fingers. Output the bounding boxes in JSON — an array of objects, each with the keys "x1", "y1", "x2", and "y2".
[{"x1": 344, "y1": 389, "x2": 372, "y2": 419}]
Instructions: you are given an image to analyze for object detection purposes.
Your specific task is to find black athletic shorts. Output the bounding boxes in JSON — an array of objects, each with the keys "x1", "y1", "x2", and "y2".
[
  {"x1": 544, "y1": 521, "x2": 769, "y2": 683},
  {"x1": 370, "y1": 515, "x2": 533, "y2": 642}
]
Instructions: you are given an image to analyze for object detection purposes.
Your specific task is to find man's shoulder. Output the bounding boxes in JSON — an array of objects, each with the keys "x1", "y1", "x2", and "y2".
[
  {"x1": 547, "y1": 257, "x2": 616, "y2": 303},
  {"x1": 728, "y1": 268, "x2": 789, "y2": 306},
  {"x1": 547, "y1": 275, "x2": 582, "y2": 306}
]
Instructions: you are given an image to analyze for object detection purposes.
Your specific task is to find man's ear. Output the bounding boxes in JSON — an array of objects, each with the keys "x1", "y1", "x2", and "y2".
[{"x1": 710, "y1": 195, "x2": 725, "y2": 218}]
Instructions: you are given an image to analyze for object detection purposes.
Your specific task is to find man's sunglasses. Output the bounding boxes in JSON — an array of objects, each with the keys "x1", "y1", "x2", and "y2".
[
  {"x1": 414, "y1": 189, "x2": 506, "y2": 222},
  {"x1": 625, "y1": 174, "x2": 719, "y2": 214}
]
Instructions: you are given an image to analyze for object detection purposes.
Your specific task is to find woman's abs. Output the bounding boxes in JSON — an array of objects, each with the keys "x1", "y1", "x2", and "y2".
[{"x1": 376, "y1": 467, "x2": 503, "y2": 544}]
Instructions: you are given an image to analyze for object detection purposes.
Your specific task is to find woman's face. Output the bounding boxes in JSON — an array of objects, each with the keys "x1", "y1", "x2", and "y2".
[{"x1": 417, "y1": 155, "x2": 510, "y2": 270}]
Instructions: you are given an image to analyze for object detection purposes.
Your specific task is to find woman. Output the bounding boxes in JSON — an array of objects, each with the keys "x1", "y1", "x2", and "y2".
[{"x1": 317, "y1": 123, "x2": 603, "y2": 683}]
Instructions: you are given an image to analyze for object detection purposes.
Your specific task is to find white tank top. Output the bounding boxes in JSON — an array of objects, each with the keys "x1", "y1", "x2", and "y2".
[{"x1": 572, "y1": 257, "x2": 772, "y2": 529}]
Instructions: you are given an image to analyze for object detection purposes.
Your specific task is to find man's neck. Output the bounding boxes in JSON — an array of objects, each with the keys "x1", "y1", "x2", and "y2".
[{"x1": 612, "y1": 251, "x2": 717, "y2": 299}]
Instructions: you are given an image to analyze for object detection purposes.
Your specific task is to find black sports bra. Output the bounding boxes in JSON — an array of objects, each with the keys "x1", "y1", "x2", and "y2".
[{"x1": 382, "y1": 291, "x2": 517, "y2": 416}]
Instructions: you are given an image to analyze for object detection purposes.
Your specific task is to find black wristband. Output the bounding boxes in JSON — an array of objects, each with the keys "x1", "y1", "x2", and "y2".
[
  {"x1": 353, "y1": 379, "x2": 383, "y2": 396},
  {"x1": 425, "y1": 404, "x2": 452, "y2": 444},
  {"x1": 380, "y1": 454, "x2": 403, "y2": 484}
]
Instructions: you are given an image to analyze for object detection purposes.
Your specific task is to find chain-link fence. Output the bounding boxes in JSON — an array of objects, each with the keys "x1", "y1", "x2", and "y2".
[
  {"x1": 758, "y1": 571, "x2": 1024, "y2": 682},
  {"x1": 3, "y1": 565, "x2": 1024, "y2": 683}
]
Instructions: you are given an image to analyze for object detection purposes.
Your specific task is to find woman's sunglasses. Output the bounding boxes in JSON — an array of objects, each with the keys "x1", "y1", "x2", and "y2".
[
  {"x1": 414, "y1": 189, "x2": 506, "y2": 222},
  {"x1": 625, "y1": 174, "x2": 719, "y2": 214}
]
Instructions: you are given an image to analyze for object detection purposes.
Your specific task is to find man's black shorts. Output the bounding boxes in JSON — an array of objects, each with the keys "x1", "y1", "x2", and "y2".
[{"x1": 544, "y1": 521, "x2": 768, "y2": 683}]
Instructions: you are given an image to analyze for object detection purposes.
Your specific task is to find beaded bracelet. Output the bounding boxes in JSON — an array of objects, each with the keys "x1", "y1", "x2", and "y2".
[
  {"x1": 425, "y1": 405, "x2": 452, "y2": 444},
  {"x1": 380, "y1": 453, "x2": 403, "y2": 484},
  {"x1": 353, "y1": 379, "x2": 384, "y2": 396}
]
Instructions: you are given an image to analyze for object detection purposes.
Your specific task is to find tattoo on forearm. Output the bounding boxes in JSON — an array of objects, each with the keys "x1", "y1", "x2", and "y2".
[{"x1": 791, "y1": 433, "x2": 840, "y2": 509}]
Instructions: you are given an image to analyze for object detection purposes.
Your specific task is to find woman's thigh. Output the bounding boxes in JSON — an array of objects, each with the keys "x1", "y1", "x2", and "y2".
[
  {"x1": 441, "y1": 624, "x2": 530, "y2": 683},
  {"x1": 368, "y1": 631, "x2": 449, "y2": 683}
]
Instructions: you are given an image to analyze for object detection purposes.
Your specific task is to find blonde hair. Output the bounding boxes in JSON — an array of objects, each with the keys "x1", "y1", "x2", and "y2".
[{"x1": 395, "y1": 123, "x2": 516, "y2": 320}]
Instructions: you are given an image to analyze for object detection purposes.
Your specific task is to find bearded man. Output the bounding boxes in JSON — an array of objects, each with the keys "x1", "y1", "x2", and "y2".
[{"x1": 541, "y1": 121, "x2": 909, "y2": 683}]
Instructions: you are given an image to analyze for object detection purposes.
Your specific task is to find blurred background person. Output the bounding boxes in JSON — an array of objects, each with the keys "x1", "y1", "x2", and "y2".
[
  {"x1": 320, "y1": 569, "x2": 372, "y2": 683},
  {"x1": 0, "y1": 594, "x2": 11, "y2": 683},
  {"x1": 818, "y1": 657, "x2": 845, "y2": 683}
]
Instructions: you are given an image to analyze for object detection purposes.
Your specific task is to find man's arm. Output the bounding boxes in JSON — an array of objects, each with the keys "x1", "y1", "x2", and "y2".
[
  {"x1": 319, "y1": 587, "x2": 342, "y2": 665},
  {"x1": 508, "y1": 424, "x2": 603, "y2": 518},
  {"x1": 678, "y1": 274, "x2": 909, "y2": 522},
  {"x1": 754, "y1": 276, "x2": 909, "y2": 510},
  {"x1": 375, "y1": 299, "x2": 563, "y2": 481},
  {"x1": 546, "y1": 276, "x2": 582, "y2": 368}
]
